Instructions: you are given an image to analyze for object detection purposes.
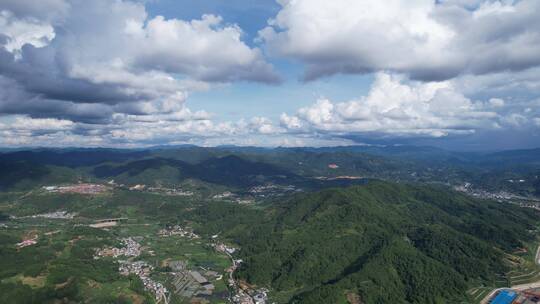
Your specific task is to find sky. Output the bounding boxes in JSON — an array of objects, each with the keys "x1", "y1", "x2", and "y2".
[{"x1": 0, "y1": 0, "x2": 539, "y2": 151}]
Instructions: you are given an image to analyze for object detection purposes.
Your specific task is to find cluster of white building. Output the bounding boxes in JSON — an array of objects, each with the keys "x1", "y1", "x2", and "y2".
[
  {"x1": 42, "y1": 184, "x2": 108, "y2": 194},
  {"x1": 94, "y1": 236, "x2": 169, "y2": 301},
  {"x1": 454, "y1": 183, "x2": 535, "y2": 202},
  {"x1": 233, "y1": 292, "x2": 255, "y2": 304},
  {"x1": 94, "y1": 237, "x2": 141, "y2": 258},
  {"x1": 232, "y1": 288, "x2": 268, "y2": 304},
  {"x1": 212, "y1": 192, "x2": 235, "y2": 200},
  {"x1": 25, "y1": 210, "x2": 77, "y2": 219},
  {"x1": 248, "y1": 184, "x2": 297, "y2": 195},
  {"x1": 212, "y1": 191, "x2": 257, "y2": 204},
  {"x1": 129, "y1": 184, "x2": 146, "y2": 191},
  {"x1": 147, "y1": 187, "x2": 194, "y2": 196},
  {"x1": 158, "y1": 225, "x2": 199, "y2": 239},
  {"x1": 119, "y1": 260, "x2": 168, "y2": 301},
  {"x1": 214, "y1": 243, "x2": 237, "y2": 255},
  {"x1": 213, "y1": 240, "x2": 268, "y2": 304}
]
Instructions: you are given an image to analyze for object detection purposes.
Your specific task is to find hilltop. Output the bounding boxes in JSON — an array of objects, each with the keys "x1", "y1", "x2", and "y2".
[{"x1": 226, "y1": 182, "x2": 540, "y2": 303}]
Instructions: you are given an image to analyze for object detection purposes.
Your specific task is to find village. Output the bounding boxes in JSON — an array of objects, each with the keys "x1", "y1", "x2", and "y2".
[
  {"x1": 247, "y1": 184, "x2": 300, "y2": 198},
  {"x1": 127, "y1": 184, "x2": 195, "y2": 197},
  {"x1": 93, "y1": 236, "x2": 177, "y2": 302},
  {"x1": 119, "y1": 260, "x2": 168, "y2": 302},
  {"x1": 18, "y1": 210, "x2": 77, "y2": 220},
  {"x1": 94, "y1": 237, "x2": 142, "y2": 258},
  {"x1": 89, "y1": 224, "x2": 265, "y2": 304},
  {"x1": 212, "y1": 241, "x2": 268, "y2": 304},
  {"x1": 42, "y1": 183, "x2": 109, "y2": 194},
  {"x1": 454, "y1": 183, "x2": 540, "y2": 204},
  {"x1": 4, "y1": 183, "x2": 274, "y2": 304},
  {"x1": 158, "y1": 225, "x2": 200, "y2": 239}
]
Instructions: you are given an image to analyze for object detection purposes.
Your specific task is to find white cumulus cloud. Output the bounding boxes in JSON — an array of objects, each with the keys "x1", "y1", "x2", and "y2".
[
  {"x1": 0, "y1": 10, "x2": 55, "y2": 57},
  {"x1": 280, "y1": 72, "x2": 508, "y2": 137},
  {"x1": 259, "y1": 0, "x2": 540, "y2": 81}
]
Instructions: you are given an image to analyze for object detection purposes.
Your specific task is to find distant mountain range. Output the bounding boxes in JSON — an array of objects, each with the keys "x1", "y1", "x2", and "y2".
[{"x1": 0, "y1": 146, "x2": 539, "y2": 195}]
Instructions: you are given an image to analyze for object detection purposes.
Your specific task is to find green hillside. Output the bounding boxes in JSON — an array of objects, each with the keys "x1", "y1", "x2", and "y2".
[
  {"x1": 93, "y1": 155, "x2": 301, "y2": 188},
  {"x1": 2, "y1": 147, "x2": 540, "y2": 196},
  {"x1": 0, "y1": 160, "x2": 82, "y2": 191},
  {"x1": 229, "y1": 182, "x2": 539, "y2": 303}
]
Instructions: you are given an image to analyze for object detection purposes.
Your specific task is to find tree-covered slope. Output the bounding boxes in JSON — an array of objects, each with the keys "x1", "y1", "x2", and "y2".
[
  {"x1": 93, "y1": 155, "x2": 303, "y2": 188},
  {"x1": 0, "y1": 160, "x2": 81, "y2": 191},
  {"x1": 232, "y1": 182, "x2": 540, "y2": 303},
  {"x1": 0, "y1": 149, "x2": 149, "y2": 168},
  {"x1": 2, "y1": 147, "x2": 540, "y2": 196}
]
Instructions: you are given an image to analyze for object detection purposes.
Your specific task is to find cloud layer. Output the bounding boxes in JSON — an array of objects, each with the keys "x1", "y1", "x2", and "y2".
[
  {"x1": 260, "y1": 0, "x2": 540, "y2": 81},
  {"x1": 0, "y1": 0, "x2": 278, "y2": 124},
  {"x1": 280, "y1": 72, "x2": 538, "y2": 139},
  {"x1": 0, "y1": 0, "x2": 539, "y2": 149}
]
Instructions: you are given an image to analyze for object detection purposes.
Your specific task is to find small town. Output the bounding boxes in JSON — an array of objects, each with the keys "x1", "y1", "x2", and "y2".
[
  {"x1": 147, "y1": 186, "x2": 195, "y2": 196},
  {"x1": 247, "y1": 184, "x2": 300, "y2": 198},
  {"x1": 94, "y1": 237, "x2": 142, "y2": 258},
  {"x1": 212, "y1": 192, "x2": 236, "y2": 200},
  {"x1": 22, "y1": 210, "x2": 77, "y2": 219},
  {"x1": 119, "y1": 260, "x2": 168, "y2": 302},
  {"x1": 42, "y1": 183, "x2": 109, "y2": 194},
  {"x1": 89, "y1": 231, "x2": 261, "y2": 303},
  {"x1": 211, "y1": 241, "x2": 268, "y2": 304},
  {"x1": 158, "y1": 225, "x2": 200, "y2": 239},
  {"x1": 211, "y1": 192, "x2": 255, "y2": 205},
  {"x1": 454, "y1": 183, "x2": 540, "y2": 204}
]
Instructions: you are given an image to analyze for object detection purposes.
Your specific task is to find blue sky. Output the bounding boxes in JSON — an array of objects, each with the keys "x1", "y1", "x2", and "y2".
[
  {"x1": 145, "y1": 0, "x2": 376, "y2": 122},
  {"x1": 0, "y1": 0, "x2": 539, "y2": 150},
  {"x1": 146, "y1": 0, "x2": 280, "y2": 42},
  {"x1": 187, "y1": 73, "x2": 375, "y2": 122}
]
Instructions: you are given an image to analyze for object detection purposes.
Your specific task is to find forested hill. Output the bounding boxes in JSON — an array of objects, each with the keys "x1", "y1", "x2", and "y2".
[
  {"x1": 230, "y1": 182, "x2": 540, "y2": 303},
  {"x1": 1, "y1": 147, "x2": 539, "y2": 196}
]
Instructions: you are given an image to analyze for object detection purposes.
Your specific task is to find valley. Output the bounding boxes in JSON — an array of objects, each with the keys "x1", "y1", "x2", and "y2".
[{"x1": 0, "y1": 146, "x2": 540, "y2": 303}]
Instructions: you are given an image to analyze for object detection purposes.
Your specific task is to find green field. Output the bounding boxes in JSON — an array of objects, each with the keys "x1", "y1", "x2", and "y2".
[
  {"x1": 0, "y1": 189, "x2": 242, "y2": 304},
  {"x1": 1, "y1": 179, "x2": 540, "y2": 304}
]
